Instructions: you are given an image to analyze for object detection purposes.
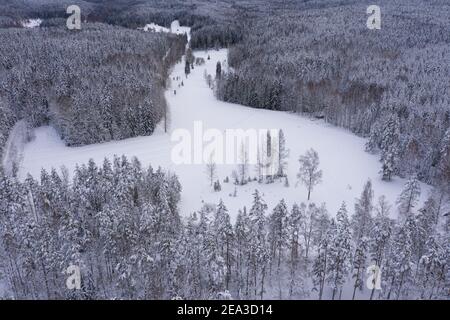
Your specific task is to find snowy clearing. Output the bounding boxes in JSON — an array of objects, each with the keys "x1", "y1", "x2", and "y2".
[{"x1": 18, "y1": 24, "x2": 430, "y2": 221}]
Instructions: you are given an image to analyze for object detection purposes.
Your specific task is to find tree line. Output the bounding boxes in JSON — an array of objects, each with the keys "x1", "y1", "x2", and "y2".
[{"x1": 0, "y1": 157, "x2": 448, "y2": 299}]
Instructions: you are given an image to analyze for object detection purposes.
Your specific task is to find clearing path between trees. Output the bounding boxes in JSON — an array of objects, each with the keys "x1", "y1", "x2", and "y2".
[{"x1": 18, "y1": 24, "x2": 430, "y2": 220}]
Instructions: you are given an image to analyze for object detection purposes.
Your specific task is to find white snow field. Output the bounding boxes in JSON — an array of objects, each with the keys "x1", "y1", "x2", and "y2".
[{"x1": 18, "y1": 23, "x2": 430, "y2": 220}]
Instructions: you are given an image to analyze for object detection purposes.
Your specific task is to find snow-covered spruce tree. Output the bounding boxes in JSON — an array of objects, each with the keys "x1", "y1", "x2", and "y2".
[
  {"x1": 212, "y1": 200, "x2": 234, "y2": 291},
  {"x1": 413, "y1": 195, "x2": 443, "y2": 271},
  {"x1": 385, "y1": 215, "x2": 417, "y2": 300},
  {"x1": 192, "y1": 205, "x2": 215, "y2": 299},
  {"x1": 396, "y1": 175, "x2": 421, "y2": 222},
  {"x1": 287, "y1": 203, "x2": 307, "y2": 298},
  {"x1": 312, "y1": 219, "x2": 334, "y2": 300},
  {"x1": 200, "y1": 204, "x2": 227, "y2": 299},
  {"x1": 268, "y1": 199, "x2": 289, "y2": 272},
  {"x1": 0, "y1": 169, "x2": 35, "y2": 298},
  {"x1": 416, "y1": 235, "x2": 447, "y2": 299},
  {"x1": 248, "y1": 190, "x2": 270, "y2": 299},
  {"x1": 297, "y1": 148, "x2": 322, "y2": 201},
  {"x1": 310, "y1": 203, "x2": 330, "y2": 260},
  {"x1": 379, "y1": 115, "x2": 400, "y2": 181},
  {"x1": 351, "y1": 237, "x2": 369, "y2": 300},
  {"x1": 327, "y1": 202, "x2": 352, "y2": 300},
  {"x1": 351, "y1": 179, "x2": 374, "y2": 242},
  {"x1": 234, "y1": 207, "x2": 250, "y2": 298},
  {"x1": 180, "y1": 212, "x2": 204, "y2": 299},
  {"x1": 268, "y1": 199, "x2": 289, "y2": 298},
  {"x1": 154, "y1": 179, "x2": 183, "y2": 298},
  {"x1": 368, "y1": 196, "x2": 393, "y2": 300},
  {"x1": 301, "y1": 202, "x2": 316, "y2": 261}
]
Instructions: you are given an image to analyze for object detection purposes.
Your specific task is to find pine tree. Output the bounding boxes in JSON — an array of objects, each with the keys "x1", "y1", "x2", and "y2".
[
  {"x1": 351, "y1": 237, "x2": 369, "y2": 300},
  {"x1": 268, "y1": 199, "x2": 289, "y2": 270},
  {"x1": 377, "y1": 115, "x2": 400, "y2": 181},
  {"x1": 248, "y1": 190, "x2": 269, "y2": 299},
  {"x1": 287, "y1": 203, "x2": 306, "y2": 298},
  {"x1": 234, "y1": 207, "x2": 250, "y2": 298},
  {"x1": 386, "y1": 215, "x2": 416, "y2": 300},
  {"x1": 213, "y1": 200, "x2": 234, "y2": 290},
  {"x1": 327, "y1": 202, "x2": 352, "y2": 300},
  {"x1": 396, "y1": 176, "x2": 421, "y2": 221},
  {"x1": 416, "y1": 235, "x2": 447, "y2": 299},
  {"x1": 368, "y1": 196, "x2": 393, "y2": 299},
  {"x1": 351, "y1": 179, "x2": 374, "y2": 242},
  {"x1": 301, "y1": 202, "x2": 316, "y2": 260},
  {"x1": 268, "y1": 199, "x2": 289, "y2": 298},
  {"x1": 312, "y1": 220, "x2": 334, "y2": 300}
]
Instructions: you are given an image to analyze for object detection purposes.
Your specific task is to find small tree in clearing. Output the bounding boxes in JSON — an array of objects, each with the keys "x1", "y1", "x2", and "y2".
[
  {"x1": 297, "y1": 148, "x2": 323, "y2": 200},
  {"x1": 206, "y1": 152, "x2": 217, "y2": 188},
  {"x1": 184, "y1": 60, "x2": 191, "y2": 77},
  {"x1": 216, "y1": 61, "x2": 222, "y2": 79},
  {"x1": 237, "y1": 142, "x2": 249, "y2": 185}
]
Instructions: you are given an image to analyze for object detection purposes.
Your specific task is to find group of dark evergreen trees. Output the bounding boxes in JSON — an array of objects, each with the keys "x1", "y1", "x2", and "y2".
[{"x1": 0, "y1": 157, "x2": 447, "y2": 299}]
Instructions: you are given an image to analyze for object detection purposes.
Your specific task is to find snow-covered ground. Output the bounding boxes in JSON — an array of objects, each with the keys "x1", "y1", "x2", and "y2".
[
  {"x1": 18, "y1": 23, "x2": 430, "y2": 220},
  {"x1": 22, "y1": 19, "x2": 42, "y2": 28}
]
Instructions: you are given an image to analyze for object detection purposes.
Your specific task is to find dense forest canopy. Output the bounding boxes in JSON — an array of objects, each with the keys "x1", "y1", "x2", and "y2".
[
  {"x1": 0, "y1": 0, "x2": 448, "y2": 300},
  {"x1": 0, "y1": 23, "x2": 186, "y2": 154}
]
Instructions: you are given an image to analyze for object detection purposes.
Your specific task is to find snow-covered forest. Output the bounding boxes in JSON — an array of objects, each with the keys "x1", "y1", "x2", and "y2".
[
  {"x1": 0, "y1": 158, "x2": 447, "y2": 299},
  {"x1": 0, "y1": 23, "x2": 186, "y2": 151},
  {"x1": 0, "y1": 0, "x2": 448, "y2": 300},
  {"x1": 216, "y1": 1, "x2": 450, "y2": 186}
]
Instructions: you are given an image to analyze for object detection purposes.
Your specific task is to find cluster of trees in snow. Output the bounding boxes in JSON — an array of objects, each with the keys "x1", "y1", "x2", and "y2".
[
  {"x1": 0, "y1": 156, "x2": 182, "y2": 299},
  {"x1": 216, "y1": 1, "x2": 450, "y2": 186},
  {"x1": 0, "y1": 23, "x2": 186, "y2": 149},
  {"x1": 0, "y1": 157, "x2": 448, "y2": 299}
]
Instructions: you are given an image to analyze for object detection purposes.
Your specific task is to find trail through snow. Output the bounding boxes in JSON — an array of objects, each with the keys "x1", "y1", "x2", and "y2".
[{"x1": 18, "y1": 23, "x2": 430, "y2": 220}]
